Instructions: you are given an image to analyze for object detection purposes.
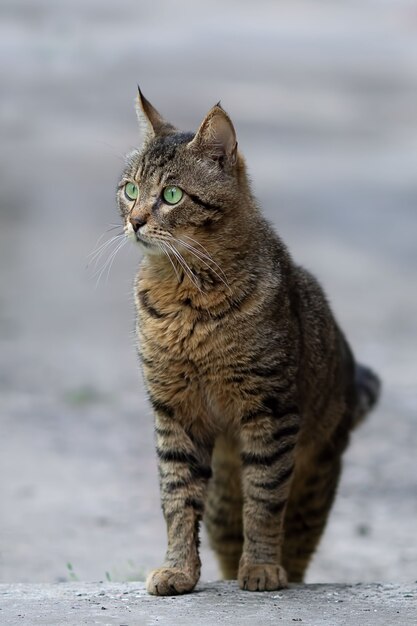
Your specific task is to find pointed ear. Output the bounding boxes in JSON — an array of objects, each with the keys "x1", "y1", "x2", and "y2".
[
  {"x1": 188, "y1": 104, "x2": 238, "y2": 165},
  {"x1": 136, "y1": 87, "x2": 176, "y2": 137}
]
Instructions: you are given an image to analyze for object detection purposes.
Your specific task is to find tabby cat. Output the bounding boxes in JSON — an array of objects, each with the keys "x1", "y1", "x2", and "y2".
[{"x1": 117, "y1": 89, "x2": 380, "y2": 595}]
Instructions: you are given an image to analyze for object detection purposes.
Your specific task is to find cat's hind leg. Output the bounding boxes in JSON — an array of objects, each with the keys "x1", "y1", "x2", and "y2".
[
  {"x1": 204, "y1": 435, "x2": 244, "y2": 579},
  {"x1": 282, "y1": 448, "x2": 342, "y2": 582}
]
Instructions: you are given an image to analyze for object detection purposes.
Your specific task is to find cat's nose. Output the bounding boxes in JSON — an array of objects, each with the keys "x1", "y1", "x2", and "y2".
[{"x1": 130, "y1": 216, "x2": 146, "y2": 233}]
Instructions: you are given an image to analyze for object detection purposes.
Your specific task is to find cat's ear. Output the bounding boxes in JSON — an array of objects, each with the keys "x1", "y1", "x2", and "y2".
[
  {"x1": 188, "y1": 104, "x2": 238, "y2": 165},
  {"x1": 136, "y1": 87, "x2": 176, "y2": 137}
]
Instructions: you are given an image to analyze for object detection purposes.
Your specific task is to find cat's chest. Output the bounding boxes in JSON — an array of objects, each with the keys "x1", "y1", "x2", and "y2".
[
  {"x1": 135, "y1": 271, "x2": 239, "y2": 358},
  {"x1": 137, "y1": 290, "x2": 243, "y2": 427},
  {"x1": 137, "y1": 288, "x2": 226, "y2": 363}
]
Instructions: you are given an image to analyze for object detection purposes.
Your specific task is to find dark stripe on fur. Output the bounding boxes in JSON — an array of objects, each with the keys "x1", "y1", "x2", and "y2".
[
  {"x1": 155, "y1": 427, "x2": 175, "y2": 438},
  {"x1": 157, "y1": 448, "x2": 198, "y2": 465},
  {"x1": 184, "y1": 497, "x2": 205, "y2": 513},
  {"x1": 188, "y1": 193, "x2": 224, "y2": 213},
  {"x1": 272, "y1": 424, "x2": 300, "y2": 441},
  {"x1": 241, "y1": 440, "x2": 296, "y2": 467},
  {"x1": 250, "y1": 495, "x2": 287, "y2": 516},
  {"x1": 241, "y1": 402, "x2": 298, "y2": 425},
  {"x1": 253, "y1": 463, "x2": 295, "y2": 490},
  {"x1": 190, "y1": 464, "x2": 212, "y2": 481},
  {"x1": 163, "y1": 479, "x2": 190, "y2": 493},
  {"x1": 139, "y1": 290, "x2": 165, "y2": 319},
  {"x1": 149, "y1": 395, "x2": 175, "y2": 419},
  {"x1": 264, "y1": 397, "x2": 298, "y2": 419}
]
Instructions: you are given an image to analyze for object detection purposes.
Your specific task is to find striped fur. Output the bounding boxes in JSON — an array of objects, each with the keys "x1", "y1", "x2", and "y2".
[{"x1": 117, "y1": 92, "x2": 381, "y2": 595}]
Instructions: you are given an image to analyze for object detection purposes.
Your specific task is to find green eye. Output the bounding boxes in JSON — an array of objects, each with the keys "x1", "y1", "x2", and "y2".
[
  {"x1": 163, "y1": 186, "x2": 183, "y2": 205},
  {"x1": 125, "y1": 182, "x2": 138, "y2": 201}
]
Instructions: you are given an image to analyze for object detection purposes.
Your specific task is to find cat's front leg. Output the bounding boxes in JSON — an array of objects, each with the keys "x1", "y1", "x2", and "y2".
[
  {"x1": 146, "y1": 408, "x2": 212, "y2": 596},
  {"x1": 238, "y1": 399, "x2": 299, "y2": 591}
]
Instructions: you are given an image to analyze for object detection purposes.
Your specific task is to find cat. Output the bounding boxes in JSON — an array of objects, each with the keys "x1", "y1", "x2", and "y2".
[{"x1": 117, "y1": 89, "x2": 381, "y2": 596}]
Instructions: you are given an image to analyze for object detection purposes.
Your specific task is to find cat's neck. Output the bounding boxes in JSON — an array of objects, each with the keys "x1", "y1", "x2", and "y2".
[{"x1": 138, "y1": 205, "x2": 283, "y2": 310}]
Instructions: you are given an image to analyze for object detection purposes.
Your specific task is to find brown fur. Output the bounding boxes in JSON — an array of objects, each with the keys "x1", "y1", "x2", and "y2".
[{"x1": 117, "y1": 90, "x2": 381, "y2": 595}]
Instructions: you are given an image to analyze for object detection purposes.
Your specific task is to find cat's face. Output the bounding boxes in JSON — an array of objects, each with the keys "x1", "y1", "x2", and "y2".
[{"x1": 117, "y1": 91, "x2": 240, "y2": 256}]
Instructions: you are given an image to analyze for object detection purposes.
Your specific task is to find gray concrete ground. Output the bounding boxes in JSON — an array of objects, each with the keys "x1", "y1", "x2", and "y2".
[
  {"x1": 1, "y1": 0, "x2": 417, "y2": 601},
  {"x1": 1, "y1": 581, "x2": 417, "y2": 626}
]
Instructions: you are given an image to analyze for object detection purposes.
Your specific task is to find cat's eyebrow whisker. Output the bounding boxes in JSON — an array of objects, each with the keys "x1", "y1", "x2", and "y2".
[{"x1": 93, "y1": 140, "x2": 127, "y2": 161}]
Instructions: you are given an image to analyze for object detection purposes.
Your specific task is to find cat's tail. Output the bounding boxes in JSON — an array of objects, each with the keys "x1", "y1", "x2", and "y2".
[{"x1": 353, "y1": 363, "x2": 381, "y2": 427}]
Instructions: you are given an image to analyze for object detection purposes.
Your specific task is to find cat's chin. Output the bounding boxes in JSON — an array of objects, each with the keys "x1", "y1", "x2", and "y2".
[{"x1": 134, "y1": 237, "x2": 163, "y2": 256}]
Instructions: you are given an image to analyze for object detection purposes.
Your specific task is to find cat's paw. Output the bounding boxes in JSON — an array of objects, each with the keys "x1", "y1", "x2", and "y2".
[
  {"x1": 238, "y1": 562, "x2": 288, "y2": 592},
  {"x1": 146, "y1": 567, "x2": 198, "y2": 596}
]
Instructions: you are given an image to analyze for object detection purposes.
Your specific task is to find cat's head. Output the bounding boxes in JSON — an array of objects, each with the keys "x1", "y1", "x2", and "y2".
[{"x1": 118, "y1": 89, "x2": 248, "y2": 257}]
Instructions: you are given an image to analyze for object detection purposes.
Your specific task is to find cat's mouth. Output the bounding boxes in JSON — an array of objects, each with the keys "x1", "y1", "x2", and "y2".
[
  {"x1": 131, "y1": 231, "x2": 162, "y2": 255},
  {"x1": 125, "y1": 222, "x2": 153, "y2": 247},
  {"x1": 135, "y1": 234, "x2": 153, "y2": 248},
  {"x1": 125, "y1": 222, "x2": 164, "y2": 256}
]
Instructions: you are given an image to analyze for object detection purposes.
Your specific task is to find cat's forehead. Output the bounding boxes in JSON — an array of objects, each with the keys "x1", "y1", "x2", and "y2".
[
  {"x1": 145, "y1": 132, "x2": 194, "y2": 158},
  {"x1": 127, "y1": 132, "x2": 194, "y2": 181}
]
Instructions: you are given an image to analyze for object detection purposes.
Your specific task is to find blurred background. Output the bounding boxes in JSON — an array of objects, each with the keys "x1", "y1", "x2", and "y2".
[{"x1": 1, "y1": 0, "x2": 416, "y2": 584}]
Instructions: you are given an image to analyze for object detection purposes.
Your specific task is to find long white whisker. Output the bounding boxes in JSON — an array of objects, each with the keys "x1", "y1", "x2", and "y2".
[
  {"x1": 93, "y1": 241, "x2": 121, "y2": 284},
  {"x1": 93, "y1": 237, "x2": 127, "y2": 287},
  {"x1": 105, "y1": 238, "x2": 128, "y2": 282},
  {"x1": 180, "y1": 234, "x2": 217, "y2": 257},
  {"x1": 88, "y1": 232, "x2": 114, "y2": 262},
  {"x1": 93, "y1": 242, "x2": 124, "y2": 288},
  {"x1": 165, "y1": 242, "x2": 202, "y2": 293},
  {"x1": 171, "y1": 234, "x2": 229, "y2": 282},
  {"x1": 87, "y1": 234, "x2": 124, "y2": 267},
  {"x1": 157, "y1": 241, "x2": 181, "y2": 282},
  {"x1": 164, "y1": 242, "x2": 190, "y2": 283},
  {"x1": 182, "y1": 233, "x2": 223, "y2": 245},
  {"x1": 171, "y1": 236, "x2": 231, "y2": 292}
]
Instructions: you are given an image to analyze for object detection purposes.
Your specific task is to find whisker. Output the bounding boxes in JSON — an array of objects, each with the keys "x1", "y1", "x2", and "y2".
[
  {"x1": 105, "y1": 238, "x2": 128, "y2": 282},
  {"x1": 106, "y1": 223, "x2": 124, "y2": 232},
  {"x1": 182, "y1": 233, "x2": 223, "y2": 245},
  {"x1": 164, "y1": 242, "x2": 190, "y2": 283},
  {"x1": 93, "y1": 140, "x2": 127, "y2": 162},
  {"x1": 87, "y1": 234, "x2": 124, "y2": 267},
  {"x1": 180, "y1": 234, "x2": 218, "y2": 256},
  {"x1": 171, "y1": 234, "x2": 229, "y2": 281},
  {"x1": 170, "y1": 236, "x2": 231, "y2": 292},
  {"x1": 165, "y1": 242, "x2": 202, "y2": 293},
  {"x1": 158, "y1": 241, "x2": 181, "y2": 282},
  {"x1": 93, "y1": 237, "x2": 127, "y2": 287},
  {"x1": 88, "y1": 231, "x2": 112, "y2": 259}
]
